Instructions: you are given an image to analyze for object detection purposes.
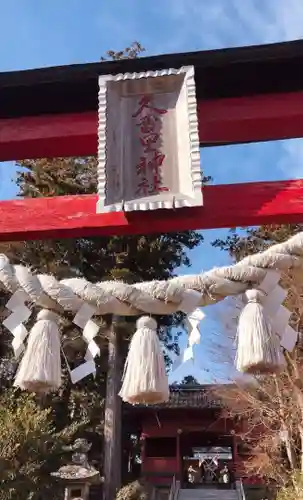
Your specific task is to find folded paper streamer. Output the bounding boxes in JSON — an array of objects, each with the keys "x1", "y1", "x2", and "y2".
[
  {"x1": 4, "y1": 290, "x2": 100, "y2": 393},
  {"x1": 71, "y1": 303, "x2": 100, "y2": 384},
  {"x1": 0, "y1": 231, "x2": 302, "y2": 397},
  {"x1": 186, "y1": 308, "x2": 205, "y2": 346},
  {"x1": 172, "y1": 308, "x2": 205, "y2": 372},
  {"x1": 3, "y1": 290, "x2": 31, "y2": 359},
  {"x1": 119, "y1": 291, "x2": 204, "y2": 404}
]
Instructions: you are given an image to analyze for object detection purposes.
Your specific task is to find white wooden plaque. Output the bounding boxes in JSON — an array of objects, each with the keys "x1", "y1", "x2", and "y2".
[{"x1": 97, "y1": 66, "x2": 202, "y2": 213}]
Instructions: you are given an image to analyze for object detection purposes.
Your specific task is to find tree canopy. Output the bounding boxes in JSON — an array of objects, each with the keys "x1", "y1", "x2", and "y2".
[
  {"x1": 0, "y1": 42, "x2": 204, "y2": 499},
  {"x1": 214, "y1": 223, "x2": 303, "y2": 497},
  {"x1": 181, "y1": 375, "x2": 200, "y2": 385}
]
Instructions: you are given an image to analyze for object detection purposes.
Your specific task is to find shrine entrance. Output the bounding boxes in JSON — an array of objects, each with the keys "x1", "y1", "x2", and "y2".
[
  {"x1": 181, "y1": 432, "x2": 234, "y2": 488},
  {"x1": 1, "y1": 39, "x2": 302, "y2": 500}
]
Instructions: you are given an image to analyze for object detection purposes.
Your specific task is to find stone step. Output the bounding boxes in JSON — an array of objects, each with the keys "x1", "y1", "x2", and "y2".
[
  {"x1": 178, "y1": 489, "x2": 238, "y2": 500},
  {"x1": 178, "y1": 496, "x2": 238, "y2": 499}
]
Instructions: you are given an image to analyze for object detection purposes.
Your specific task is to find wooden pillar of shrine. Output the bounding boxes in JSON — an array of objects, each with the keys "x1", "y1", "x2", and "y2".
[
  {"x1": 140, "y1": 434, "x2": 146, "y2": 470},
  {"x1": 177, "y1": 429, "x2": 182, "y2": 482},
  {"x1": 232, "y1": 433, "x2": 238, "y2": 479},
  {"x1": 103, "y1": 320, "x2": 122, "y2": 500}
]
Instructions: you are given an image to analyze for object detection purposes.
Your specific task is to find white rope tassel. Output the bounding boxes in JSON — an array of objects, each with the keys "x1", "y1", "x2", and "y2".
[
  {"x1": 14, "y1": 309, "x2": 62, "y2": 393},
  {"x1": 119, "y1": 316, "x2": 169, "y2": 405},
  {"x1": 236, "y1": 289, "x2": 285, "y2": 374},
  {"x1": 0, "y1": 231, "x2": 301, "y2": 395}
]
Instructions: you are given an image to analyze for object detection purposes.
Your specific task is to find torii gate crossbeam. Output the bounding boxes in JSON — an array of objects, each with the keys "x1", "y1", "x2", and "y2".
[{"x1": 1, "y1": 39, "x2": 303, "y2": 241}]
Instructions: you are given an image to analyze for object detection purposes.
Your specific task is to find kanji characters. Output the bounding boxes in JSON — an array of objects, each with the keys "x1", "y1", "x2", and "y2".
[
  {"x1": 139, "y1": 133, "x2": 160, "y2": 154},
  {"x1": 148, "y1": 150, "x2": 165, "y2": 171},
  {"x1": 136, "y1": 156, "x2": 147, "y2": 175},
  {"x1": 132, "y1": 94, "x2": 169, "y2": 195},
  {"x1": 132, "y1": 95, "x2": 167, "y2": 118},
  {"x1": 136, "y1": 114, "x2": 158, "y2": 134},
  {"x1": 136, "y1": 177, "x2": 150, "y2": 196}
]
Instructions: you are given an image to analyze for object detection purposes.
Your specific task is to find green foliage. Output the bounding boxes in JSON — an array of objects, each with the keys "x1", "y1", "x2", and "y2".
[
  {"x1": 0, "y1": 40, "x2": 203, "y2": 363},
  {"x1": 181, "y1": 375, "x2": 200, "y2": 385},
  {"x1": 101, "y1": 41, "x2": 145, "y2": 61},
  {"x1": 10, "y1": 155, "x2": 203, "y2": 358},
  {"x1": 0, "y1": 390, "x2": 85, "y2": 500},
  {"x1": 212, "y1": 224, "x2": 303, "y2": 262},
  {"x1": 213, "y1": 223, "x2": 303, "y2": 491},
  {"x1": 115, "y1": 479, "x2": 153, "y2": 500},
  {"x1": 212, "y1": 224, "x2": 303, "y2": 345},
  {"x1": 276, "y1": 471, "x2": 303, "y2": 500},
  {"x1": 0, "y1": 41, "x2": 204, "y2": 498},
  {"x1": 7, "y1": 136, "x2": 202, "y2": 493}
]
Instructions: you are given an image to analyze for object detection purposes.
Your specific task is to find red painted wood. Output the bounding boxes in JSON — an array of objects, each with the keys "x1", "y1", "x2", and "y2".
[
  {"x1": 176, "y1": 433, "x2": 181, "y2": 480},
  {"x1": 0, "y1": 180, "x2": 303, "y2": 241},
  {"x1": 0, "y1": 112, "x2": 98, "y2": 161},
  {"x1": 198, "y1": 90, "x2": 303, "y2": 145},
  {"x1": 142, "y1": 457, "x2": 177, "y2": 473},
  {"x1": 142, "y1": 457, "x2": 178, "y2": 486},
  {"x1": 1, "y1": 91, "x2": 303, "y2": 161},
  {"x1": 142, "y1": 418, "x2": 228, "y2": 437}
]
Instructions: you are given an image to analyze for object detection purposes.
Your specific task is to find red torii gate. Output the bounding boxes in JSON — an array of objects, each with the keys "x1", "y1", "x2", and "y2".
[{"x1": 1, "y1": 39, "x2": 303, "y2": 241}]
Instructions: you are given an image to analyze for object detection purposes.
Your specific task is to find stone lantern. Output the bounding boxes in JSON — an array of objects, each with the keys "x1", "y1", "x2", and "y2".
[{"x1": 51, "y1": 438, "x2": 101, "y2": 500}]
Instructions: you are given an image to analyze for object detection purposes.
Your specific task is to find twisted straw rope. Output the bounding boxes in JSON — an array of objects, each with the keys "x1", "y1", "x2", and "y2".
[{"x1": 0, "y1": 232, "x2": 303, "y2": 317}]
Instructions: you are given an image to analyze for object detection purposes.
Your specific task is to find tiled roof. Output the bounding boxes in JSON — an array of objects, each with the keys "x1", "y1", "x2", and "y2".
[
  {"x1": 165, "y1": 385, "x2": 223, "y2": 408},
  {"x1": 128, "y1": 384, "x2": 227, "y2": 410}
]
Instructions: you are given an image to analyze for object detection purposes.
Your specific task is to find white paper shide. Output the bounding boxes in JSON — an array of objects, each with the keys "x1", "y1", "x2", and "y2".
[{"x1": 97, "y1": 66, "x2": 202, "y2": 212}]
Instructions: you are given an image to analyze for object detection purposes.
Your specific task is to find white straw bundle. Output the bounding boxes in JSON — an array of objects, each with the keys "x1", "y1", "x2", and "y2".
[
  {"x1": 14, "y1": 309, "x2": 62, "y2": 393},
  {"x1": 119, "y1": 316, "x2": 169, "y2": 405},
  {"x1": 236, "y1": 289, "x2": 285, "y2": 374}
]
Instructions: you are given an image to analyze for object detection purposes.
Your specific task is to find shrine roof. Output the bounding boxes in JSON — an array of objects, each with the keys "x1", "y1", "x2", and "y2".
[
  {"x1": 0, "y1": 39, "x2": 303, "y2": 119},
  {"x1": 129, "y1": 384, "x2": 227, "y2": 410}
]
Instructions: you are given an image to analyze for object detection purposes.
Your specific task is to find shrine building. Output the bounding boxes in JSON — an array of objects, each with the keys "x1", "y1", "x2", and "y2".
[{"x1": 126, "y1": 384, "x2": 261, "y2": 491}]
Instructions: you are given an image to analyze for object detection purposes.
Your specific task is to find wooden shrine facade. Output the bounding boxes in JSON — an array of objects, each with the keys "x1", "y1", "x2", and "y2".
[
  {"x1": 126, "y1": 385, "x2": 258, "y2": 489},
  {"x1": 1, "y1": 39, "x2": 303, "y2": 240}
]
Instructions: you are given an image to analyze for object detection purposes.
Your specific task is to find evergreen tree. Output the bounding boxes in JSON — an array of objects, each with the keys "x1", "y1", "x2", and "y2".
[
  {"x1": 212, "y1": 224, "x2": 303, "y2": 261},
  {"x1": 181, "y1": 375, "x2": 200, "y2": 385},
  {"x1": 0, "y1": 42, "x2": 203, "y2": 499},
  {"x1": 0, "y1": 390, "x2": 86, "y2": 500},
  {"x1": 213, "y1": 223, "x2": 303, "y2": 493},
  {"x1": 212, "y1": 224, "x2": 303, "y2": 334}
]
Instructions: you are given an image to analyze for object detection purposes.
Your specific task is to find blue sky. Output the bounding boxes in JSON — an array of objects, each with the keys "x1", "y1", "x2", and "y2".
[{"x1": 1, "y1": 0, "x2": 303, "y2": 383}]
